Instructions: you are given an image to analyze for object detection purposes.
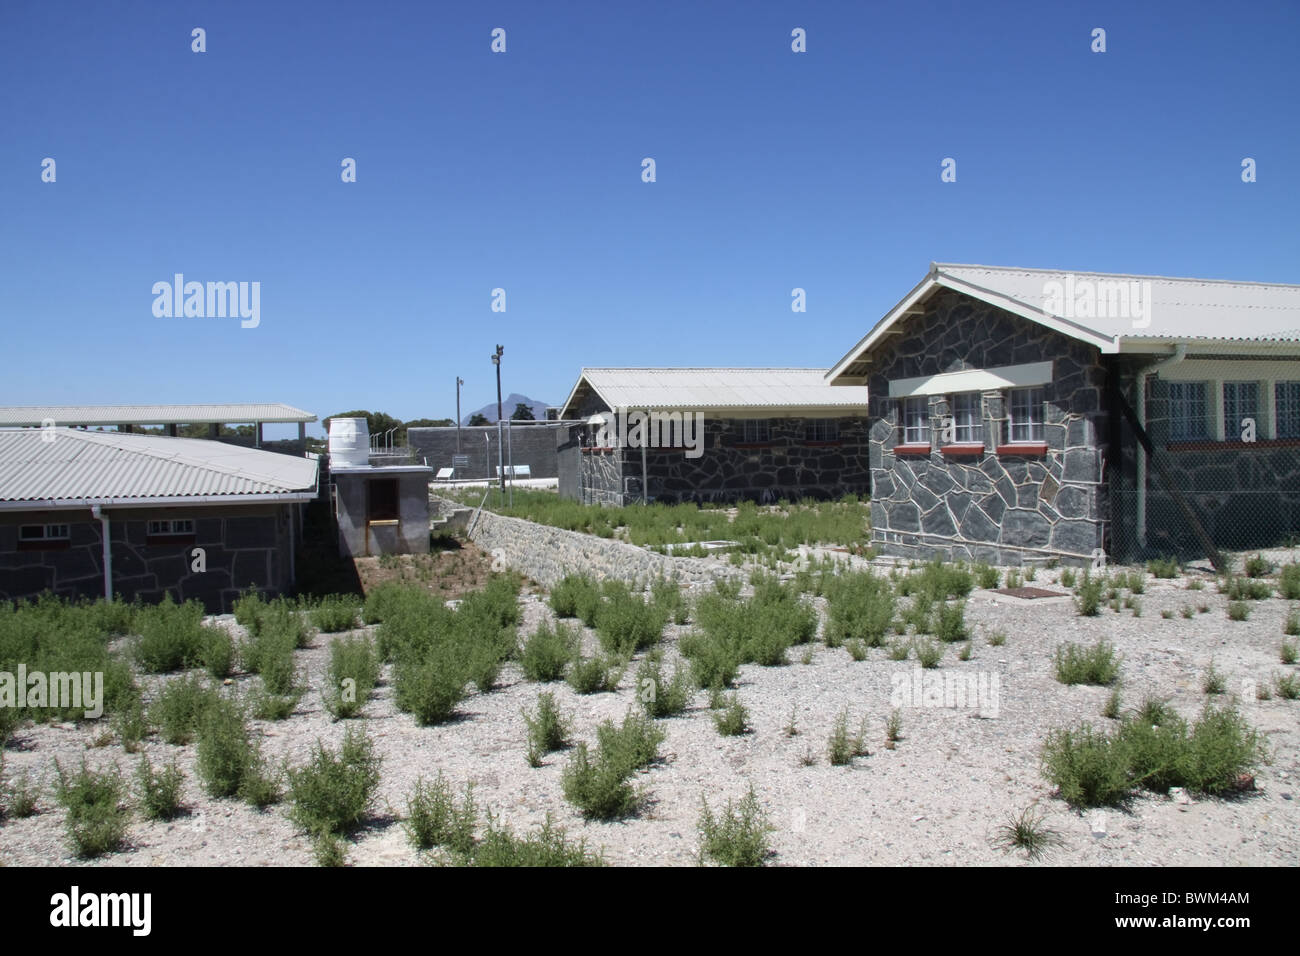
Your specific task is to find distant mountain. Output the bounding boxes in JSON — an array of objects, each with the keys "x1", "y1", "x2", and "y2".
[{"x1": 460, "y1": 393, "x2": 551, "y2": 425}]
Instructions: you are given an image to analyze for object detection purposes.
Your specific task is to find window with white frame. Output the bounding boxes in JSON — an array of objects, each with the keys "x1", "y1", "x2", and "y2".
[
  {"x1": 19, "y1": 524, "x2": 70, "y2": 542},
  {"x1": 1168, "y1": 381, "x2": 1209, "y2": 441},
  {"x1": 901, "y1": 396, "x2": 927, "y2": 445},
  {"x1": 804, "y1": 419, "x2": 839, "y2": 442},
  {"x1": 1275, "y1": 382, "x2": 1300, "y2": 439},
  {"x1": 147, "y1": 519, "x2": 195, "y2": 536},
  {"x1": 949, "y1": 392, "x2": 982, "y2": 444},
  {"x1": 741, "y1": 419, "x2": 771, "y2": 443},
  {"x1": 1007, "y1": 387, "x2": 1044, "y2": 443},
  {"x1": 1222, "y1": 382, "x2": 1259, "y2": 441}
]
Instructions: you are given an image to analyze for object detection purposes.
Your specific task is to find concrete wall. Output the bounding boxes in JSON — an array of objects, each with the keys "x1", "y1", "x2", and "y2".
[
  {"x1": 0, "y1": 503, "x2": 295, "y2": 612},
  {"x1": 448, "y1": 498, "x2": 742, "y2": 588},
  {"x1": 866, "y1": 289, "x2": 1108, "y2": 566},
  {"x1": 408, "y1": 424, "x2": 567, "y2": 480},
  {"x1": 334, "y1": 469, "x2": 432, "y2": 557}
]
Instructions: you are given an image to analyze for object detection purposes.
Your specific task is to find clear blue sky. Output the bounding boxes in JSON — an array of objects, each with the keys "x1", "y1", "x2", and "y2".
[{"x1": 2, "y1": 0, "x2": 1297, "y2": 437}]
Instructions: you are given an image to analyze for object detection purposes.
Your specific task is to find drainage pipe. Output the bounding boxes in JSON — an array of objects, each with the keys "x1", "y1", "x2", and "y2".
[{"x1": 91, "y1": 505, "x2": 112, "y2": 601}]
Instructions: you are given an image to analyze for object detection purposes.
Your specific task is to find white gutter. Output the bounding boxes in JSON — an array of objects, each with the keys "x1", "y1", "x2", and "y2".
[
  {"x1": 90, "y1": 505, "x2": 112, "y2": 601},
  {"x1": 0, "y1": 491, "x2": 319, "y2": 511},
  {"x1": 1136, "y1": 344, "x2": 1187, "y2": 548}
]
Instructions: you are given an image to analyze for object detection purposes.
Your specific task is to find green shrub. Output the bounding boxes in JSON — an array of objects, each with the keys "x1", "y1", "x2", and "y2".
[
  {"x1": 113, "y1": 696, "x2": 147, "y2": 753},
  {"x1": 915, "y1": 639, "x2": 942, "y2": 669},
  {"x1": 1059, "y1": 567, "x2": 1077, "y2": 589},
  {"x1": 1074, "y1": 571, "x2": 1104, "y2": 617},
  {"x1": 150, "y1": 673, "x2": 219, "y2": 745},
  {"x1": 251, "y1": 690, "x2": 301, "y2": 721},
  {"x1": 136, "y1": 755, "x2": 185, "y2": 821},
  {"x1": 523, "y1": 691, "x2": 572, "y2": 758},
  {"x1": 132, "y1": 595, "x2": 206, "y2": 673},
  {"x1": 1103, "y1": 687, "x2": 1122, "y2": 720},
  {"x1": 313, "y1": 832, "x2": 348, "y2": 866},
  {"x1": 54, "y1": 759, "x2": 129, "y2": 858},
  {"x1": 1043, "y1": 703, "x2": 1266, "y2": 807},
  {"x1": 561, "y1": 742, "x2": 637, "y2": 820},
  {"x1": 519, "y1": 620, "x2": 578, "y2": 682},
  {"x1": 1202, "y1": 661, "x2": 1227, "y2": 696},
  {"x1": 309, "y1": 595, "x2": 360, "y2": 633},
  {"x1": 470, "y1": 812, "x2": 603, "y2": 867},
  {"x1": 698, "y1": 785, "x2": 773, "y2": 866},
  {"x1": 594, "y1": 586, "x2": 666, "y2": 657},
  {"x1": 4, "y1": 768, "x2": 41, "y2": 818},
  {"x1": 650, "y1": 576, "x2": 689, "y2": 625},
  {"x1": 845, "y1": 638, "x2": 868, "y2": 661},
  {"x1": 361, "y1": 580, "x2": 412, "y2": 626},
  {"x1": 828, "y1": 709, "x2": 868, "y2": 765},
  {"x1": 1282, "y1": 638, "x2": 1298, "y2": 664},
  {"x1": 1225, "y1": 576, "x2": 1272, "y2": 601},
  {"x1": 1227, "y1": 601, "x2": 1251, "y2": 622},
  {"x1": 198, "y1": 624, "x2": 235, "y2": 678},
  {"x1": 1284, "y1": 614, "x2": 1300, "y2": 640},
  {"x1": 824, "y1": 571, "x2": 896, "y2": 648},
  {"x1": 566, "y1": 655, "x2": 620, "y2": 695},
  {"x1": 404, "y1": 773, "x2": 477, "y2": 855},
  {"x1": 394, "y1": 649, "x2": 468, "y2": 725},
  {"x1": 1244, "y1": 554, "x2": 1274, "y2": 578},
  {"x1": 1280, "y1": 564, "x2": 1300, "y2": 600},
  {"x1": 887, "y1": 640, "x2": 910, "y2": 661},
  {"x1": 974, "y1": 563, "x2": 1000, "y2": 590},
  {"x1": 549, "y1": 573, "x2": 601, "y2": 621},
  {"x1": 287, "y1": 725, "x2": 382, "y2": 836},
  {"x1": 680, "y1": 631, "x2": 740, "y2": 689},
  {"x1": 596, "y1": 710, "x2": 665, "y2": 773},
  {"x1": 1053, "y1": 640, "x2": 1121, "y2": 686},
  {"x1": 712, "y1": 694, "x2": 750, "y2": 736},
  {"x1": 195, "y1": 697, "x2": 256, "y2": 798},
  {"x1": 1277, "y1": 672, "x2": 1300, "y2": 700},
  {"x1": 936, "y1": 601, "x2": 968, "y2": 642},
  {"x1": 1040, "y1": 723, "x2": 1131, "y2": 807},
  {"x1": 233, "y1": 589, "x2": 266, "y2": 629},
  {"x1": 322, "y1": 635, "x2": 380, "y2": 720},
  {"x1": 635, "y1": 653, "x2": 692, "y2": 718},
  {"x1": 1147, "y1": 557, "x2": 1181, "y2": 579},
  {"x1": 885, "y1": 709, "x2": 903, "y2": 746}
]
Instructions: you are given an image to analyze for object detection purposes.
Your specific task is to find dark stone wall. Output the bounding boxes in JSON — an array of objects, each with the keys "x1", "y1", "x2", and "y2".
[
  {"x1": 408, "y1": 424, "x2": 566, "y2": 479},
  {"x1": 557, "y1": 415, "x2": 871, "y2": 506},
  {"x1": 867, "y1": 290, "x2": 1108, "y2": 565},
  {"x1": 0, "y1": 505, "x2": 295, "y2": 613}
]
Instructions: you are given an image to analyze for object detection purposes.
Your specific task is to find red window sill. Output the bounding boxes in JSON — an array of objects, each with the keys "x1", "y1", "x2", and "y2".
[
  {"x1": 996, "y1": 443, "x2": 1049, "y2": 456},
  {"x1": 940, "y1": 444, "x2": 985, "y2": 457},
  {"x1": 892, "y1": 444, "x2": 931, "y2": 456},
  {"x1": 1168, "y1": 438, "x2": 1300, "y2": 452}
]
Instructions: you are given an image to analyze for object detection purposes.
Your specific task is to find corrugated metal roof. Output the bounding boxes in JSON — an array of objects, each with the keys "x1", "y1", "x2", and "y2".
[
  {"x1": 561, "y1": 368, "x2": 869, "y2": 417},
  {"x1": 0, "y1": 428, "x2": 318, "y2": 503},
  {"x1": 0, "y1": 403, "x2": 316, "y2": 427},
  {"x1": 828, "y1": 263, "x2": 1300, "y2": 383},
  {"x1": 936, "y1": 263, "x2": 1300, "y2": 341}
]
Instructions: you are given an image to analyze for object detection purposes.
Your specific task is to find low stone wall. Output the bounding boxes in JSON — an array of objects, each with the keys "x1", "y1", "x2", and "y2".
[{"x1": 439, "y1": 497, "x2": 742, "y2": 589}]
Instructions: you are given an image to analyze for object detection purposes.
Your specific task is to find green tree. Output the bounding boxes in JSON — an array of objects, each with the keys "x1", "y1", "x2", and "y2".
[
  {"x1": 468, "y1": 413, "x2": 490, "y2": 426},
  {"x1": 511, "y1": 403, "x2": 536, "y2": 421}
]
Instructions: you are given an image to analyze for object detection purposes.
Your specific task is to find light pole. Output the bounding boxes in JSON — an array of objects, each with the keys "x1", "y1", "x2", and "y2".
[
  {"x1": 491, "y1": 345, "x2": 505, "y2": 498},
  {"x1": 456, "y1": 376, "x2": 464, "y2": 454}
]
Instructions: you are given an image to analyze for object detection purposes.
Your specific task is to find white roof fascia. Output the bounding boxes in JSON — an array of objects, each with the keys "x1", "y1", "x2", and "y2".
[{"x1": 888, "y1": 361, "x2": 1055, "y2": 398}]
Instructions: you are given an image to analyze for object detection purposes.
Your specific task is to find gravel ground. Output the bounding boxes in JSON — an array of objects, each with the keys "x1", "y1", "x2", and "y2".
[{"x1": 1, "y1": 565, "x2": 1297, "y2": 867}]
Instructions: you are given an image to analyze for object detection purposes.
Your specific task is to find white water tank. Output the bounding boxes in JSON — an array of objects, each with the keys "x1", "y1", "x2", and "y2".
[{"x1": 328, "y1": 417, "x2": 370, "y2": 467}]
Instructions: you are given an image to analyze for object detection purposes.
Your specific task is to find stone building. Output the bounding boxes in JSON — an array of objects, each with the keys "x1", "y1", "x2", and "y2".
[
  {"x1": 556, "y1": 368, "x2": 870, "y2": 505},
  {"x1": 0, "y1": 427, "x2": 319, "y2": 611},
  {"x1": 827, "y1": 263, "x2": 1300, "y2": 566}
]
